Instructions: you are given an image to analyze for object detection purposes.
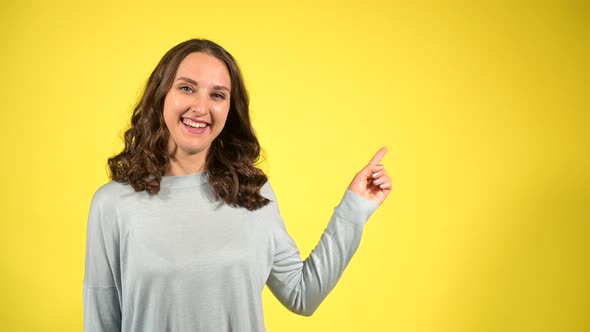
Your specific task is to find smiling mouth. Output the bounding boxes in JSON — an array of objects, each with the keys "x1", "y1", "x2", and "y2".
[{"x1": 182, "y1": 117, "x2": 209, "y2": 128}]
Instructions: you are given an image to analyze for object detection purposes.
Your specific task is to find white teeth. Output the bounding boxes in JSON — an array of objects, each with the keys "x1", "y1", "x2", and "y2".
[{"x1": 182, "y1": 118, "x2": 207, "y2": 128}]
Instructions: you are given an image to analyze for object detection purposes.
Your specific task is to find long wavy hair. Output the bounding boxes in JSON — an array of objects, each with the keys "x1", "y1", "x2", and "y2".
[{"x1": 108, "y1": 39, "x2": 270, "y2": 210}]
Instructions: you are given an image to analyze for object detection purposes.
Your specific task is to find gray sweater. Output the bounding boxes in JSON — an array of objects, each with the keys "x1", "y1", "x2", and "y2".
[{"x1": 83, "y1": 171, "x2": 377, "y2": 331}]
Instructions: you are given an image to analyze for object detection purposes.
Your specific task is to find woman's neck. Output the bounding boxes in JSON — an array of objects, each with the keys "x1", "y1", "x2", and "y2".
[{"x1": 166, "y1": 151, "x2": 207, "y2": 176}]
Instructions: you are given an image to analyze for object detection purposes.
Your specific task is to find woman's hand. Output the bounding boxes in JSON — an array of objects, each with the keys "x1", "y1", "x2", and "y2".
[{"x1": 347, "y1": 147, "x2": 392, "y2": 206}]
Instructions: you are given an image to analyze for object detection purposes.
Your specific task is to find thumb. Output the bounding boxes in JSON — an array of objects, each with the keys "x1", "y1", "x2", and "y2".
[
  {"x1": 368, "y1": 147, "x2": 387, "y2": 166},
  {"x1": 358, "y1": 147, "x2": 387, "y2": 177}
]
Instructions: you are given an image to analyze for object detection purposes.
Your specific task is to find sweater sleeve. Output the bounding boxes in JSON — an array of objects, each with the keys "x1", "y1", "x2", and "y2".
[
  {"x1": 264, "y1": 184, "x2": 379, "y2": 316},
  {"x1": 83, "y1": 187, "x2": 122, "y2": 331}
]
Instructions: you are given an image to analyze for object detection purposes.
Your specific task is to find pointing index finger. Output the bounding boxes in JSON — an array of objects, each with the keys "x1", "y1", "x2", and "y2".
[{"x1": 368, "y1": 147, "x2": 388, "y2": 165}]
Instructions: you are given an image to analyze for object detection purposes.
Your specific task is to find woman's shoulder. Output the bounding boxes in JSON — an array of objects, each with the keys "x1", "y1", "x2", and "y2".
[
  {"x1": 90, "y1": 180, "x2": 138, "y2": 208},
  {"x1": 259, "y1": 180, "x2": 274, "y2": 199}
]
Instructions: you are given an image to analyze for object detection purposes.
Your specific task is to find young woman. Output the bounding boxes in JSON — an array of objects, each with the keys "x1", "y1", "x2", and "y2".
[{"x1": 83, "y1": 39, "x2": 391, "y2": 331}]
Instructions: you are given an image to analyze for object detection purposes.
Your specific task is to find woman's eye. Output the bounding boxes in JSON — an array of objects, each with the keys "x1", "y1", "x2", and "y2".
[
  {"x1": 212, "y1": 93, "x2": 226, "y2": 100},
  {"x1": 179, "y1": 86, "x2": 193, "y2": 93}
]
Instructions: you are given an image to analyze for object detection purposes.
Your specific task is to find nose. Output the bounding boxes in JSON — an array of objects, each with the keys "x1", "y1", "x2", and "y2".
[{"x1": 190, "y1": 93, "x2": 209, "y2": 116}]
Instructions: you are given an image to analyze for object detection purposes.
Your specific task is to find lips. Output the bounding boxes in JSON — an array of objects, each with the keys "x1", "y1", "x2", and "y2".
[{"x1": 182, "y1": 117, "x2": 209, "y2": 128}]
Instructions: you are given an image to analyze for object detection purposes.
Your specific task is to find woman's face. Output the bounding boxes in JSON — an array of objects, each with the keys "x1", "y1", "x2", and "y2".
[{"x1": 163, "y1": 52, "x2": 231, "y2": 162}]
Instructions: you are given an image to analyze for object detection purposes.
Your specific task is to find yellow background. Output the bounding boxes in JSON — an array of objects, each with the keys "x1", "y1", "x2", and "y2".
[{"x1": 1, "y1": 1, "x2": 588, "y2": 331}]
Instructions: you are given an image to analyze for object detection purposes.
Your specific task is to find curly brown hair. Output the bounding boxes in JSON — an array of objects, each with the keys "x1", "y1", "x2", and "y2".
[{"x1": 108, "y1": 39, "x2": 270, "y2": 210}]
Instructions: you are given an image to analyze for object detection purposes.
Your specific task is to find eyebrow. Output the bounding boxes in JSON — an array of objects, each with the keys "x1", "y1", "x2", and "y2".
[{"x1": 176, "y1": 76, "x2": 230, "y2": 92}]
